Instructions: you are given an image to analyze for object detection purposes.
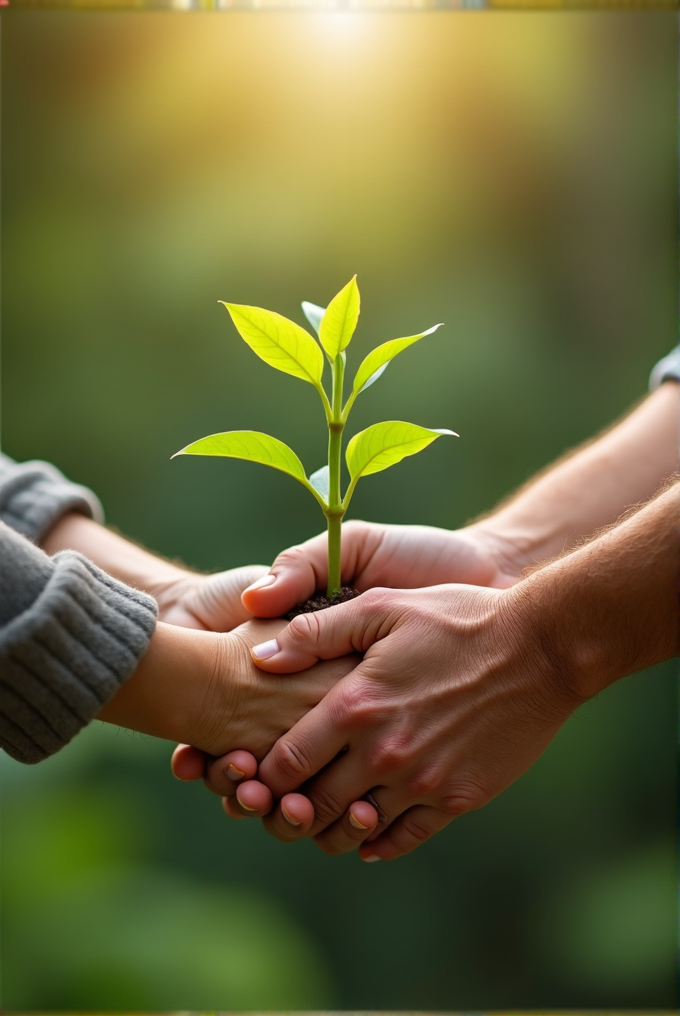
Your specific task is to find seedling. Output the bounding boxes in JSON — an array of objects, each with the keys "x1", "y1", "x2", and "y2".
[{"x1": 174, "y1": 276, "x2": 457, "y2": 600}]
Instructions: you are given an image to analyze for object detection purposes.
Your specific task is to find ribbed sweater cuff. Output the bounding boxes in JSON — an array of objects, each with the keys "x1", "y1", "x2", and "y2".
[
  {"x1": 0, "y1": 551, "x2": 157, "y2": 764},
  {"x1": 0, "y1": 457, "x2": 104, "y2": 542}
]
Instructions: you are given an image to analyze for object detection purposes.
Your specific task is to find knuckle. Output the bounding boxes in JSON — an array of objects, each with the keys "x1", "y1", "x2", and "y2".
[
  {"x1": 369, "y1": 737, "x2": 412, "y2": 776},
  {"x1": 400, "y1": 814, "x2": 433, "y2": 845},
  {"x1": 438, "y1": 781, "x2": 490, "y2": 817},
  {"x1": 307, "y1": 786, "x2": 345, "y2": 826},
  {"x1": 287, "y1": 610, "x2": 323, "y2": 650},
  {"x1": 271, "y1": 739, "x2": 313, "y2": 786},
  {"x1": 332, "y1": 679, "x2": 384, "y2": 730},
  {"x1": 274, "y1": 545, "x2": 308, "y2": 570},
  {"x1": 406, "y1": 767, "x2": 444, "y2": 800},
  {"x1": 361, "y1": 586, "x2": 394, "y2": 611}
]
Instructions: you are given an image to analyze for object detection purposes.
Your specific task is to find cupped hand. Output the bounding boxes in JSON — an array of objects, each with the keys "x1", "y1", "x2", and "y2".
[
  {"x1": 167, "y1": 551, "x2": 386, "y2": 836},
  {"x1": 240, "y1": 521, "x2": 523, "y2": 620},
  {"x1": 170, "y1": 615, "x2": 377, "y2": 840},
  {"x1": 162, "y1": 564, "x2": 269, "y2": 807},
  {"x1": 155, "y1": 564, "x2": 270, "y2": 631},
  {"x1": 192, "y1": 617, "x2": 359, "y2": 759},
  {"x1": 248, "y1": 583, "x2": 582, "y2": 860}
]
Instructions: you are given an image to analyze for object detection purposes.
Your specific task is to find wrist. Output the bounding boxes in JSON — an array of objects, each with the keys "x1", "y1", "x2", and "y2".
[
  {"x1": 96, "y1": 623, "x2": 227, "y2": 748},
  {"x1": 463, "y1": 519, "x2": 537, "y2": 585},
  {"x1": 41, "y1": 513, "x2": 189, "y2": 603},
  {"x1": 499, "y1": 580, "x2": 589, "y2": 717}
]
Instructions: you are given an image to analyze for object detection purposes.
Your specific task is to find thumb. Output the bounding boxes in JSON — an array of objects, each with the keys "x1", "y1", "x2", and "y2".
[
  {"x1": 250, "y1": 588, "x2": 396, "y2": 673},
  {"x1": 241, "y1": 532, "x2": 330, "y2": 619}
]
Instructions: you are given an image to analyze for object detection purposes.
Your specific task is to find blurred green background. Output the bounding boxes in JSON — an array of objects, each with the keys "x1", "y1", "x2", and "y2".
[{"x1": 1, "y1": 9, "x2": 677, "y2": 1010}]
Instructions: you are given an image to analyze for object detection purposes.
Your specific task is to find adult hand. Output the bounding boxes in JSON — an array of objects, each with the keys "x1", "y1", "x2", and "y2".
[
  {"x1": 241, "y1": 520, "x2": 523, "y2": 620},
  {"x1": 247, "y1": 583, "x2": 581, "y2": 860},
  {"x1": 175, "y1": 519, "x2": 524, "y2": 831},
  {"x1": 153, "y1": 564, "x2": 269, "y2": 630}
]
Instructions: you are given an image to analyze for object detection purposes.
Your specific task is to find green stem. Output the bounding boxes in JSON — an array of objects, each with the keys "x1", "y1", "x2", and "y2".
[
  {"x1": 326, "y1": 510, "x2": 343, "y2": 597},
  {"x1": 326, "y1": 353, "x2": 346, "y2": 597}
]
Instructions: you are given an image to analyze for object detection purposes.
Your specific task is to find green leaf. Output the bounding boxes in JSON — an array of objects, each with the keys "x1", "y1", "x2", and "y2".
[
  {"x1": 173, "y1": 431, "x2": 308, "y2": 485},
  {"x1": 352, "y1": 323, "x2": 443, "y2": 396},
  {"x1": 346, "y1": 421, "x2": 457, "y2": 481},
  {"x1": 220, "y1": 303, "x2": 324, "y2": 386},
  {"x1": 308, "y1": 464, "x2": 329, "y2": 503},
  {"x1": 301, "y1": 301, "x2": 325, "y2": 336},
  {"x1": 319, "y1": 276, "x2": 360, "y2": 358}
]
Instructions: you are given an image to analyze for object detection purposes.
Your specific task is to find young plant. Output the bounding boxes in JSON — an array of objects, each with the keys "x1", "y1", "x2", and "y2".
[{"x1": 174, "y1": 276, "x2": 457, "y2": 600}]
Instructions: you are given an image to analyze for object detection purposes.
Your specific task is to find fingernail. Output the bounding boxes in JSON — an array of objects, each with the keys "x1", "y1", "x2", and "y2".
[
  {"x1": 349, "y1": 812, "x2": 369, "y2": 831},
  {"x1": 281, "y1": 807, "x2": 302, "y2": 827},
  {"x1": 251, "y1": 638, "x2": 280, "y2": 661},
  {"x1": 237, "y1": 797, "x2": 259, "y2": 812},
  {"x1": 363, "y1": 854, "x2": 381, "y2": 863},
  {"x1": 246, "y1": 574, "x2": 277, "y2": 592},
  {"x1": 227, "y1": 764, "x2": 245, "y2": 781}
]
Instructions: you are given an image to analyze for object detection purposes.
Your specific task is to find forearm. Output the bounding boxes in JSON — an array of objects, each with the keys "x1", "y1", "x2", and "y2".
[
  {"x1": 41, "y1": 513, "x2": 187, "y2": 601},
  {"x1": 469, "y1": 383, "x2": 679, "y2": 572},
  {"x1": 514, "y1": 479, "x2": 680, "y2": 700}
]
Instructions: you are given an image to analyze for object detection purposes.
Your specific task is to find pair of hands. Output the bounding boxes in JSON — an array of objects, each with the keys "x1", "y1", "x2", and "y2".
[{"x1": 167, "y1": 521, "x2": 580, "y2": 861}]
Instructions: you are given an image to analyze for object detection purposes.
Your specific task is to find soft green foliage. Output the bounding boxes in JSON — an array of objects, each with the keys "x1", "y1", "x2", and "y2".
[
  {"x1": 179, "y1": 278, "x2": 455, "y2": 594},
  {"x1": 351, "y1": 323, "x2": 443, "y2": 398},
  {"x1": 346, "y1": 421, "x2": 456, "y2": 483},
  {"x1": 318, "y1": 274, "x2": 360, "y2": 358},
  {"x1": 220, "y1": 302, "x2": 324, "y2": 388}
]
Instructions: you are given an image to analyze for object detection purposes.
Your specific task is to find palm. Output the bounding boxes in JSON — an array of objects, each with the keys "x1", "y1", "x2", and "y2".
[
  {"x1": 158, "y1": 565, "x2": 269, "y2": 631},
  {"x1": 347, "y1": 525, "x2": 503, "y2": 591}
]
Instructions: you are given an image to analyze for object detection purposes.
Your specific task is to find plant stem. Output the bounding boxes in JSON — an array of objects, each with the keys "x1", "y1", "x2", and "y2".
[
  {"x1": 326, "y1": 353, "x2": 346, "y2": 596},
  {"x1": 326, "y1": 510, "x2": 343, "y2": 597}
]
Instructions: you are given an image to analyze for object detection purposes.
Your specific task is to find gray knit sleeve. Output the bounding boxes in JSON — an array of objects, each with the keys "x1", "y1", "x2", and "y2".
[
  {"x1": 0, "y1": 522, "x2": 157, "y2": 764},
  {"x1": 0, "y1": 452, "x2": 104, "y2": 543}
]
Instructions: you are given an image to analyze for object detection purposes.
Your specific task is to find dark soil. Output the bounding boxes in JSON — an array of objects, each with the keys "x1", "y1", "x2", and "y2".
[{"x1": 285, "y1": 586, "x2": 361, "y2": 620}]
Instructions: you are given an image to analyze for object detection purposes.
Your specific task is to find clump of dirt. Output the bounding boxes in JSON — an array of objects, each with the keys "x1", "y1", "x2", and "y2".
[{"x1": 285, "y1": 586, "x2": 361, "y2": 621}]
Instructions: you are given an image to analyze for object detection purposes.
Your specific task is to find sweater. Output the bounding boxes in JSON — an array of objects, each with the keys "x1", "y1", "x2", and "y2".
[{"x1": 0, "y1": 454, "x2": 157, "y2": 764}]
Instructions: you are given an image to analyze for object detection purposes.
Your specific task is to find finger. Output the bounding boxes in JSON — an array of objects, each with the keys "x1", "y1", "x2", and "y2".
[
  {"x1": 201, "y1": 565, "x2": 270, "y2": 629},
  {"x1": 203, "y1": 750, "x2": 259, "y2": 797},
  {"x1": 221, "y1": 790, "x2": 272, "y2": 821},
  {"x1": 358, "y1": 805, "x2": 453, "y2": 862},
  {"x1": 250, "y1": 587, "x2": 399, "y2": 673},
  {"x1": 171, "y1": 744, "x2": 206, "y2": 781},
  {"x1": 257, "y1": 686, "x2": 352, "y2": 797},
  {"x1": 241, "y1": 532, "x2": 331, "y2": 618},
  {"x1": 242, "y1": 522, "x2": 378, "y2": 619},
  {"x1": 312, "y1": 800, "x2": 380, "y2": 855},
  {"x1": 235, "y1": 779, "x2": 274, "y2": 815},
  {"x1": 260, "y1": 793, "x2": 316, "y2": 842},
  {"x1": 299, "y1": 748, "x2": 383, "y2": 837}
]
